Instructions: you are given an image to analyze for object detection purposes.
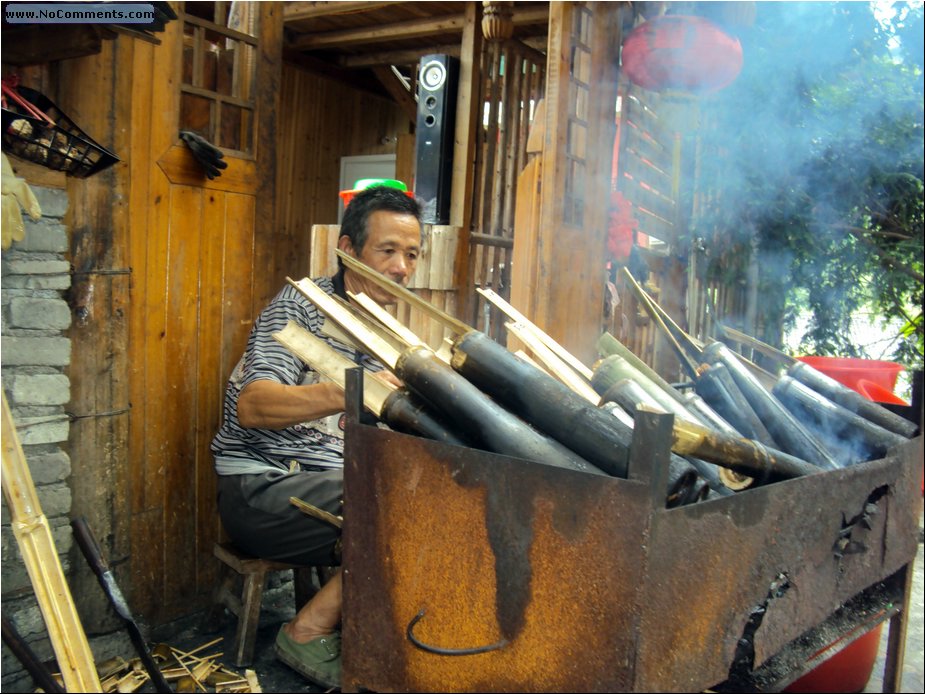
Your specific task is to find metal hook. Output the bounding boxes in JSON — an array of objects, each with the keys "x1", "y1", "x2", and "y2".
[{"x1": 406, "y1": 608, "x2": 509, "y2": 656}]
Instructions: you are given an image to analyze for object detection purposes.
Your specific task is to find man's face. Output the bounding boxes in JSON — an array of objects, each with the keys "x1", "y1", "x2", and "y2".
[{"x1": 339, "y1": 209, "x2": 422, "y2": 305}]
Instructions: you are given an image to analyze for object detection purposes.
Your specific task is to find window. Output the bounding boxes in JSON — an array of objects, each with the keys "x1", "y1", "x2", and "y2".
[{"x1": 180, "y1": 2, "x2": 258, "y2": 155}]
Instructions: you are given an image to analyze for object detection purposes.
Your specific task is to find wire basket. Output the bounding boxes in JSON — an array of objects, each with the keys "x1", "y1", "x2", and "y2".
[{"x1": 2, "y1": 86, "x2": 119, "y2": 178}]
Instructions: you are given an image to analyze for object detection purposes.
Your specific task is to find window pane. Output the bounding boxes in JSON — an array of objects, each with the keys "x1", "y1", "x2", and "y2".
[
  {"x1": 180, "y1": 93, "x2": 212, "y2": 139},
  {"x1": 220, "y1": 103, "x2": 252, "y2": 152}
]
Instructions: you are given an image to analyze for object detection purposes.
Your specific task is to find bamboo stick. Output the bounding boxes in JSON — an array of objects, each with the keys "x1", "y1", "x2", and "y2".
[
  {"x1": 478, "y1": 286, "x2": 594, "y2": 381},
  {"x1": 504, "y1": 321, "x2": 600, "y2": 403},
  {"x1": 2, "y1": 391, "x2": 103, "y2": 693}
]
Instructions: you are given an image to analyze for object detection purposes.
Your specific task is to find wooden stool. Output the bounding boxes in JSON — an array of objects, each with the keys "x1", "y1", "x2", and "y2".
[{"x1": 209, "y1": 542, "x2": 331, "y2": 667}]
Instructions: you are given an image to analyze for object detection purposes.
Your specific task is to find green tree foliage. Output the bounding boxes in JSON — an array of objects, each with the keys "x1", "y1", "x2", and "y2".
[{"x1": 695, "y1": 1, "x2": 923, "y2": 369}]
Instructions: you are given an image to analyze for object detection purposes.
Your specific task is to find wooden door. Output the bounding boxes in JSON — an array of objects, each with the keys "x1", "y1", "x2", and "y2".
[{"x1": 124, "y1": 3, "x2": 281, "y2": 622}]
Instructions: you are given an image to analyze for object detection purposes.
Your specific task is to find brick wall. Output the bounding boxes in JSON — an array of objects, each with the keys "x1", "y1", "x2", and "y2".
[{"x1": 1, "y1": 185, "x2": 76, "y2": 691}]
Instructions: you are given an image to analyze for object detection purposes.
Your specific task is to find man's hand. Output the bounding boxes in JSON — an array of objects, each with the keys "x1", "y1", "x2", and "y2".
[
  {"x1": 371, "y1": 369, "x2": 403, "y2": 389},
  {"x1": 179, "y1": 130, "x2": 228, "y2": 180}
]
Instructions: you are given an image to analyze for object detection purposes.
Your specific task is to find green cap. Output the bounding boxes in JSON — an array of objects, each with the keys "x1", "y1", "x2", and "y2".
[{"x1": 352, "y1": 178, "x2": 408, "y2": 192}]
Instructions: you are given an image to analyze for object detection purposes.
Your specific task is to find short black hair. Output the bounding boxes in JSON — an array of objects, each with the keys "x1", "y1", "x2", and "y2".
[{"x1": 339, "y1": 186, "x2": 423, "y2": 266}]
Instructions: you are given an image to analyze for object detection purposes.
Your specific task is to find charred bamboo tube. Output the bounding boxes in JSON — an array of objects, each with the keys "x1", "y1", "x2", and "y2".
[
  {"x1": 773, "y1": 375, "x2": 907, "y2": 462},
  {"x1": 787, "y1": 361, "x2": 919, "y2": 439},
  {"x1": 702, "y1": 342, "x2": 840, "y2": 471},
  {"x1": 718, "y1": 325, "x2": 918, "y2": 439},
  {"x1": 592, "y1": 354, "x2": 697, "y2": 423},
  {"x1": 695, "y1": 362, "x2": 777, "y2": 446},
  {"x1": 450, "y1": 330, "x2": 630, "y2": 478},
  {"x1": 596, "y1": 333, "x2": 694, "y2": 411},
  {"x1": 274, "y1": 321, "x2": 471, "y2": 447},
  {"x1": 288, "y1": 278, "x2": 605, "y2": 476},
  {"x1": 601, "y1": 379, "x2": 733, "y2": 496},
  {"x1": 398, "y1": 345, "x2": 607, "y2": 476},
  {"x1": 643, "y1": 405, "x2": 824, "y2": 481}
]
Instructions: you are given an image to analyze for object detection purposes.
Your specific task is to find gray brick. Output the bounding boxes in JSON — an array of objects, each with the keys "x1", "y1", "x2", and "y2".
[
  {"x1": 0, "y1": 337, "x2": 70, "y2": 366},
  {"x1": 9, "y1": 374, "x2": 70, "y2": 406},
  {"x1": 1, "y1": 273, "x2": 71, "y2": 291},
  {"x1": 9, "y1": 297, "x2": 71, "y2": 331},
  {"x1": 2, "y1": 259, "x2": 70, "y2": 276},
  {"x1": 24, "y1": 449, "x2": 71, "y2": 485},
  {"x1": 14, "y1": 415, "x2": 69, "y2": 446},
  {"x1": 19, "y1": 217, "x2": 68, "y2": 253},
  {"x1": 35, "y1": 483, "x2": 72, "y2": 518},
  {"x1": 31, "y1": 186, "x2": 69, "y2": 218},
  {"x1": 10, "y1": 603, "x2": 46, "y2": 639}
]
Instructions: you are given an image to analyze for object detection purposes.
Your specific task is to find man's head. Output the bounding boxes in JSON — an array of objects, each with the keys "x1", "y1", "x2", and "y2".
[{"x1": 338, "y1": 186, "x2": 423, "y2": 306}]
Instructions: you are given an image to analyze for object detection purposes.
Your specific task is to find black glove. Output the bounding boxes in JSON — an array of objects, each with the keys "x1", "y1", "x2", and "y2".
[{"x1": 179, "y1": 130, "x2": 227, "y2": 180}]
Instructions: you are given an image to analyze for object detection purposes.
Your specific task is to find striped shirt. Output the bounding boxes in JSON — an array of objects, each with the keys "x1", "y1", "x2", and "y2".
[{"x1": 210, "y1": 275, "x2": 385, "y2": 475}]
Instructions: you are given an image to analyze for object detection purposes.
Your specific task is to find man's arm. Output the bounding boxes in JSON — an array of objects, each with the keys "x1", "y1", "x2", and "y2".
[{"x1": 237, "y1": 380, "x2": 345, "y2": 430}]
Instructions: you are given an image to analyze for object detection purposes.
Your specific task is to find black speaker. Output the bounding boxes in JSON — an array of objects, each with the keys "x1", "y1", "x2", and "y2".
[{"x1": 415, "y1": 54, "x2": 459, "y2": 225}]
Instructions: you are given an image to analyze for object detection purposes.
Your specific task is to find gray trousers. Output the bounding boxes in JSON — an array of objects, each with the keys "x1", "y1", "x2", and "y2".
[{"x1": 217, "y1": 468, "x2": 343, "y2": 566}]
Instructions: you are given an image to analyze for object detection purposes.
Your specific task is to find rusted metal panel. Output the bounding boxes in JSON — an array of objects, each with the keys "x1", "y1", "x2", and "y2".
[
  {"x1": 635, "y1": 445, "x2": 919, "y2": 692},
  {"x1": 342, "y1": 400, "x2": 920, "y2": 692},
  {"x1": 342, "y1": 425, "x2": 651, "y2": 692}
]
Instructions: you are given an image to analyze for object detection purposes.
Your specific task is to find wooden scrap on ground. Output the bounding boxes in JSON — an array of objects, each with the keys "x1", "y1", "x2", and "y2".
[{"x1": 63, "y1": 636, "x2": 263, "y2": 693}]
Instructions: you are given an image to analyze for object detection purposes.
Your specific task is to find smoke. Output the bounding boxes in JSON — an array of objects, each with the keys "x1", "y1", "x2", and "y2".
[{"x1": 689, "y1": 2, "x2": 924, "y2": 356}]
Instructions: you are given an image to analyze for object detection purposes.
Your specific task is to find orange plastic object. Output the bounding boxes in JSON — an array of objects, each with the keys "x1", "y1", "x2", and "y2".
[{"x1": 795, "y1": 356, "x2": 904, "y2": 394}]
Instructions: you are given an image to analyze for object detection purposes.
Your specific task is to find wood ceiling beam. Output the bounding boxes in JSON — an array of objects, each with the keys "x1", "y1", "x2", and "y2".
[
  {"x1": 288, "y1": 14, "x2": 467, "y2": 50},
  {"x1": 284, "y1": 1, "x2": 404, "y2": 23},
  {"x1": 341, "y1": 44, "x2": 461, "y2": 68},
  {"x1": 286, "y1": 6, "x2": 549, "y2": 51},
  {"x1": 371, "y1": 65, "x2": 418, "y2": 124}
]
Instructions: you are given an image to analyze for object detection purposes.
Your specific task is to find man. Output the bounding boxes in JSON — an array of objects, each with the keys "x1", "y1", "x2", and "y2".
[{"x1": 210, "y1": 185, "x2": 422, "y2": 688}]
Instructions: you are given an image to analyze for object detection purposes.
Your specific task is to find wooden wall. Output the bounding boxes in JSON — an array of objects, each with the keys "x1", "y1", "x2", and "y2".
[{"x1": 271, "y1": 63, "x2": 414, "y2": 302}]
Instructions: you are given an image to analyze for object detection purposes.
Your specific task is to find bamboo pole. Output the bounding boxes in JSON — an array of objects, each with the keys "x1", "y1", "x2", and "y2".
[{"x1": 2, "y1": 391, "x2": 103, "y2": 692}]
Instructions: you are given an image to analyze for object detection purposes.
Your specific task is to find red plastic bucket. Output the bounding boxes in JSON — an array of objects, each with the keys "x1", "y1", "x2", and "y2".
[
  {"x1": 855, "y1": 379, "x2": 909, "y2": 406},
  {"x1": 784, "y1": 625, "x2": 883, "y2": 693},
  {"x1": 795, "y1": 356, "x2": 904, "y2": 394}
]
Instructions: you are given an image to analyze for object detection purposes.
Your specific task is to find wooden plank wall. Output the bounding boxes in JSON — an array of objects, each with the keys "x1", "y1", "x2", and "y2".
[
  {"x1": 508, "y1": 1, "x2": 622, "y2": 368},
  {"x1": 272, "y1": 63, "x2": 413, "y2": 304}
]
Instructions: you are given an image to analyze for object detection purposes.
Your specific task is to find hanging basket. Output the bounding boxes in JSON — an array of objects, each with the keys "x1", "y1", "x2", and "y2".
[{"x1": 2, "y1": 85, "x2": 119, "y2": 178}]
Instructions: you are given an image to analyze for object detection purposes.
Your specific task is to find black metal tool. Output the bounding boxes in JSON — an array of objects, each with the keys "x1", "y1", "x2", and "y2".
[
  {"x1": 70, "y1": 517, "x2": 173, "y2": 693},
  {"x1": 2, "y1": 615, "x2": 66, "y2": 694}
]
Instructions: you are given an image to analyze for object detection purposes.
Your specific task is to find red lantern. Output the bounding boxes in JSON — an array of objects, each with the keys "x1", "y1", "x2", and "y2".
[{"x1": 621, "y1": 16, "x2": 743, "y2": 94}]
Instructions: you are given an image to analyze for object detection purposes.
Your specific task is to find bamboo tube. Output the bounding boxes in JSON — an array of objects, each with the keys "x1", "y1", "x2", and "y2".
[
  {"x1": 2, "y1": 392, "x2": 102, "y2": 693},
  {"x1": 641, "y1": 405, "x2": 823, "y2": 482},
  {"x1": 773, "y1": 375, "x2": 907, "y2": 463},
  {"x1": 596, "y1": 331, "x2": 693, "y2": 410},
  {"x1": 288, "y1": 278, "x2": 604, "y2": 476},
  {"x1": 600, "y1": 379, "x2": 731, "y2": 497},
  {"x1": 787, "y1": 361, "x2": 919, "y2": 439},
  {"x1": 273, "y1": 321, "x2": 470, "y2": 447},
  {"x1": 702, "y1": 342, "x2": 841, "y2": 471},
  {"x1": 478, "y1": 287, "x2": 594, "y2": 381},
  {"x1": 719, "y1": 325, "x2": 917, "y2": 439},
  {"x1": 450, "y1": 330, "x2": 631, "y2": 478},
  {"x1": 694, "y1": 362, "x2": 777, "y2": 446},
  {"x1": 398, "y1": 345, "x2": 607, "y2": 477},
  {"x1": 593, "y1": 354, "x2": 703, "y2": 426},
  {"x1": 504, "y1": 321, "x2": 600, "y2": 403}
]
